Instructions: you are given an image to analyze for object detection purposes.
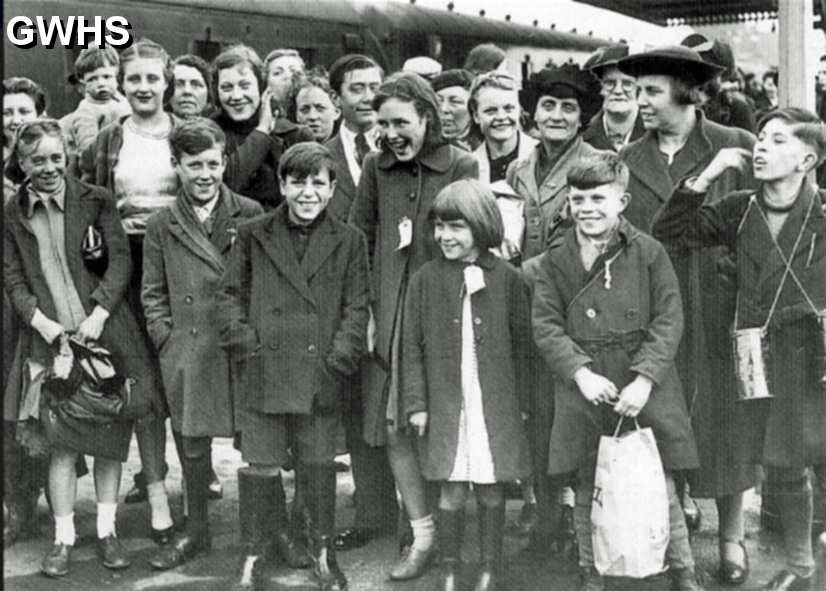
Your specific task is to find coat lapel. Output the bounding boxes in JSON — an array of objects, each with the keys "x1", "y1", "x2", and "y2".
[
  {"x1": 300, "y1": 214, "x2": 343, "y2": 281},
  {"x1": 208, "y1": 185, "x2": 241, "y2": 257},
  {"x1": 623, "y1": 131, "x2": 674, "y2": 205},
  {"x1": 669, "y1": 112, "x2": 715, "y2": 183},
  {"x1": 168, "y1": 195, "x2": 226, "y2": 274},
  {"x1": 63, "y1": 178, "x2": 93, "y2": 285},
  {"x1": 251, "y1": 209, "x2": 315, "y2": 304},
  {"x1": 327, "y1": 135, "x2": 356, "y2": 207}
]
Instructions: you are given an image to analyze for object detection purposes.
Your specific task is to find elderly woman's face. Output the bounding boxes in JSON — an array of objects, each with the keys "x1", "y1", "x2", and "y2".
[
  {"x1": 436, "y1": 86, "x2": 471, "y2": 139},
  {"x1": 534, "y1": 94, "x2": 581, "y2": 144},
  {"x1": 20, "y1": 134, "x2": 66, "y2": 193},
  {"x1": 122, "y1": 57, "x2": 168, "y2": 117},
  {"x1": 3, "y1": 93, "x2": 38, "y2": 145},
  {"x1": 636, "y1": 74, "x2": 684, "y2": 132},
  {"x1": 377, "y1": 97, "x2": 427, "y2": 162},
  {"x1": 171, "y1": 64, "x2": 209, "y2": 118}
]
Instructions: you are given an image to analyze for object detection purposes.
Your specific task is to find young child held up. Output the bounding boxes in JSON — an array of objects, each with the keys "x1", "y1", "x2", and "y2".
[
  {"x1": 531, "y1": 152, "x2": 703, "y2": 591},
  {"x1": 401, "y1": 179, "x2": 533, "y2": 591},
  {"x1": 59, "y1": 44, "x2": 130, "y2": 159}
]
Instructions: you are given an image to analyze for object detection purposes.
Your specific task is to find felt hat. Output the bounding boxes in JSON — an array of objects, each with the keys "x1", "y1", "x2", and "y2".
[
  {"x1": 618, "y1": 45, "x2": 724, "y2": 87},
  {"x1": 520, "y1": 63, "x2": 602, "y2": 125},
  {"x1": 431, "y1": 69, "x2": 474, "y2": 92}
]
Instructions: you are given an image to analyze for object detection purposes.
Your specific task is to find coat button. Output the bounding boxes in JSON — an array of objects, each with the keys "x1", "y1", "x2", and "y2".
[
  {"x1": 408, "y1": 191, "x2": 416, "y2": 200},
  {"x1": 625, "y1": 308, "x2": 638, "y2": 319},
  {"x1": 184, "y1": 295, "x2": 193, "y2": 303},
  {"x1": 453, "y1": 318, "x2": 459, "y2": 324},
  {"x1": 585, "y1": 308, "x2": 597, "y2": 319},
  {"x1": 473, "y1": 317, "x2": 482, "y2": 325},
  {"x1": 190, "y1": 327, "x2": 198, "y2": 335},
  {"x1": 308, "y1": 344, "x2": 317, "y2": 353}
]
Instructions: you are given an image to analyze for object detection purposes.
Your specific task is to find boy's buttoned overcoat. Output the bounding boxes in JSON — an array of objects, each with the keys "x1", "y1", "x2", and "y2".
[
  {"x1": 401, "y1": 253, "x2": 533, "y2": 482},
  {"x1": 620, "y1": 110, "x2": 758, "y2": 496},
  {"x1": 141, "y1": 186, "x2": 263, "y2": 437},
  {"x1": 217, "y1": 204, "x2": 369, "y2": 416},
  {"x1": 654, "y1": 184, "x2": 826, "y2": 468},
  {"x1": 349, "y1": 143, "x2": 478, "y2": 445},
  {"x1": 532, "y1": 220, "x2": 699, "y2": 475}
]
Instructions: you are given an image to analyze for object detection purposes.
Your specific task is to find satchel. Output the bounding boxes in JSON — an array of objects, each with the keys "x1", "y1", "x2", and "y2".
[
  {"x1": 591, "y1": 418, "x2": 670, "y2": 579},
  {"x1": 81, "y1": 224, "x2": 108, "y2": 276}
]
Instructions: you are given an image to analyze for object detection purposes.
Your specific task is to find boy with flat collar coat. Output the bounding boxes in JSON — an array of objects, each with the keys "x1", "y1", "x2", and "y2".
[{"x1": 218, "y1": 142, "x2": 369, "y2": 591}]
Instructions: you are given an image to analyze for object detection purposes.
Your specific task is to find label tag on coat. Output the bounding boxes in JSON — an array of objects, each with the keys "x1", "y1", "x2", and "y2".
[
  {"x1": 464, "y1": 265, "x2": 485, "y2": 295},
  {"x1": 397, "y1": 217, "x2": 413, "y2": 250}
]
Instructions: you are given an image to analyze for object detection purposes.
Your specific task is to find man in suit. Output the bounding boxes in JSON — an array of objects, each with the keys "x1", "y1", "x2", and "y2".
[{"x1": 323, "y1": 54, "x2": 400, "y2": 552}]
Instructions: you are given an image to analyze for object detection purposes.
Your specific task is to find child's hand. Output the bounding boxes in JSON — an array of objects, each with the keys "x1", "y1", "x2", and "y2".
[
  {"x1": 409, "y1": 411, "x2": 428, "y2": 436},
  {"x1": 573, "y1": 367, "x2": 618, "y2": 406},
  {"x1": 256, "y1": 88, "x2": 276, "y2": 135},
  {"x1": 614, "y1": 374, "x2": 654, "y2": 417},
  {"x1": 689, "y1": 147, "x2": 752, "y2": 193}
]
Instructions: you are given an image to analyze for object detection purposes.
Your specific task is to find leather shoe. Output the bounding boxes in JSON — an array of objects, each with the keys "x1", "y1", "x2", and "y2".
[
  {"x1": 718, "y1": 539, "x2": 749, "y2": 585},
  {"x1": 41, "y1": 543, "x2": 71, "y2": 577},
  {"x1": 151, "y1": 525, "x2": 175, "y2": 546},
  {"x1": 334, "y1": 527, "x2": 373, "y2": 552},
  {"x1": 514, "y1": 502, "x2": 537, "y2": 537},
  {"x1": 274, "y1": 531, "x2": 312, "y2": 569},
  {"x1": 760, "y1": 570, "x2": 813, "y2": 591},
  {"x1": 389, "y1": 545, "x2": 435, "y2": 580},
  {"x1": 97, "y1": 535, "x2": 131, "y2": 570},
  {"x1": 149, "y1": 532, "x2": 211, "y2": 570}
]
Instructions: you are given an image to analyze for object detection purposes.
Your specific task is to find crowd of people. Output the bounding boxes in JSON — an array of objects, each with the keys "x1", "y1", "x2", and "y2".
[{"x1": 2, "y1": 29, "x2": 826, "y2": 591}]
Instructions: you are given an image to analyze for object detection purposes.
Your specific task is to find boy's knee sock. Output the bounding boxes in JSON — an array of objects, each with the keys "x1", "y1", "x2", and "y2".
[
  {"x1": 777, "y1": 476, "x2": 815, "y2": 577},
  {"x1": 147, "y1": 481, "x2": 173, "y2": 530},
  {"x1": 574, "y1": 487, "x2": 594, "y2": 567},
  {"x1": 665, "y1": 474, "x2": 694, "y2": 571},
  {"x1": 54, "y1": 512, "x2": 76, "y2": 546},
  {"x1": 97, "y1": 502, "x2": 117, "y2": 539},
  {"x1": 410, "y1": 514, "x2": 435, "y2": 551}
]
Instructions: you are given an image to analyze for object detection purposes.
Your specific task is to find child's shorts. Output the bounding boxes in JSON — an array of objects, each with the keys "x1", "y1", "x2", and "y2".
[{"x1": 238, "y1": 406, "x2": 337, "y2": 467}]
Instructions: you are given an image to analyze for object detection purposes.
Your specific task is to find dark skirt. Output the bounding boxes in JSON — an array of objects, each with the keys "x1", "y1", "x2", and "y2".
[{"x1": 43, "y1": 409, "x2": 133, "y2": 462}]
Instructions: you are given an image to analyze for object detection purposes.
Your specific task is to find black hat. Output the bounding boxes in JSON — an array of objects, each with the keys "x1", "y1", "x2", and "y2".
[
  {"x1": 681, "y1": 34, "x2": 736, "y2": 78},
  {"x1": 520, "y1": 64, "x2": 602, "y2": 125},
  {"x1": 431, "y1": 69, "x2": 474, "y2": 93},
  {"x1": 618, "y1": 45, "x2": 724, "y2": 87},
  {"x1": 584, "y1": 44, "x2": 631, "y2": 78}
]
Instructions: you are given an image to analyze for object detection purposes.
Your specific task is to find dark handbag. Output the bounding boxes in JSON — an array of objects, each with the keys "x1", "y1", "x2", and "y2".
[{"x1": 81, "y1": 224, "x2": 108, "y2": 276}]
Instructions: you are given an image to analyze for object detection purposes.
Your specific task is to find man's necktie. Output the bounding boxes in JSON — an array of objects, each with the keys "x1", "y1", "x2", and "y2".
[{"x1": 355, "y1": 132, "x2": 369, "y2": 167}]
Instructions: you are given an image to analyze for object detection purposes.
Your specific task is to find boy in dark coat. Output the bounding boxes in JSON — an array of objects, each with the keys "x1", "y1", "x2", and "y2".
[
  {"x1": 653, "y1": 107, "x2": 826, "y2": 591},
  {"x1": 532, "y1": 153, "x2": 702, "y2": 591},
  {"x1": 218, "y1": 142, "x2": 369, "y2": 591}
]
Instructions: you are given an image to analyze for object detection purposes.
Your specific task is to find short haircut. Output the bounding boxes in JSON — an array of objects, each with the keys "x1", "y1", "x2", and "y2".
[
  {"x1": 468, "y1": 71, "x2": 519, "y2": 136},
  {"x1": 74, "y1": 44, "x2": 120, "y2": 80},
  {"x1": 373, "y1": 71, "x2": 443, "y2": 149},
  {"x1": 3, "y1": 77, "x2": 47, "y2": 115},
  {"x1": 464, "y1": 44, "x2": 506, "y2": 75},
  {"x1": 758, "y1": 107, "x2": 826, "y2": 166},
  {"x1": 6, "y1": 118, "x2": 65, "y2": 183},
  {"x1": 173, "y1": 54, "x2": 213, "y2": 105},
  {"x1": 212, "y1": 45, "x2": 264, "y2": 102},
  {"x1": 119, "y1": 38, "x2": 174, "y2": 104},
  {"x1": 168, "y1": 117, "x2": 226, "y2": 159},
  {"x1": 668, "y1": 75, "x2": 702, "y2": 105},
  {"x1": 328, "y1": 54, "x2": 382, "y2": 94},
  {"x1": 264, "y1": 48, "x2": 305, "y2": 72},
  {"x1": 429, "y1": 179, "x2": 504, "y2": 250},
  {"x1": 288, "y1": 67, "x2": 335, "y2": 121},
  {"x1": 277, "y1": 141, "x2": 337, "y2": 182},
  {"x1": 567, "y1": 152, "x2": 630, "y2": 191}
]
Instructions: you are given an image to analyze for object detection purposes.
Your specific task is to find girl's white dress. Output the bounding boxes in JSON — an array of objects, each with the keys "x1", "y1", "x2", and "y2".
[{"x1": 448, "y1": 265, "x2": 496, "y2": 484}]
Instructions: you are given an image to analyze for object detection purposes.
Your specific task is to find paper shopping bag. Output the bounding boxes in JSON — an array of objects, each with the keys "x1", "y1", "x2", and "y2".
[{"x1": 591, "y1": 418, "x2": 669, "y2": 578}]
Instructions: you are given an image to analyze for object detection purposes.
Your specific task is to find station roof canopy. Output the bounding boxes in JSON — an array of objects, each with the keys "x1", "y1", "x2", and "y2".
[{"x1": 572, "y1": 1, "x2": 822, "y2": 26}]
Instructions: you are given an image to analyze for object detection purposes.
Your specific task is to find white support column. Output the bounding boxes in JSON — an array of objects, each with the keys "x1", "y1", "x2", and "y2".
[{"x1": 778, "y1": 0, "x2": 815, "y2": 111}]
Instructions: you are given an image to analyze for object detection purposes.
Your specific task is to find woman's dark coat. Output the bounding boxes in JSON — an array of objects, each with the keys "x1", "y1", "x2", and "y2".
[
  {"x1": 3, "y1": 177, "x2": 160, "y2": 420},
  {"x1": 582, "y1": 112, "x2": 646, "y2": 153},
  {"x1": 349, "y1": 143, "x2": 478, "y2": 445},
  {"x1": 401, "y1": 253, "x2": 533, "y2": 481},
  {"x1": 532, "y1": 219, "x2": 699, "y2": 475},
  {"x1": 217, "y1": 204, "x2": 369, "y2": 416},
  {"x1": 653, "y1": 183, "x2": 826, "y2": 468},
  {"x1": 141, "y1": 185, "x2": 263, "y2": 437},
  {"x1": 620, "y1": 110, "x2": 758, "y2": 496}
]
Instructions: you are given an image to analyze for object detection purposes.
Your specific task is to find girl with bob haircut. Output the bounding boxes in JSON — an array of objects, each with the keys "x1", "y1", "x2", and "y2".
[
  {"x1": 350, "y1": 70, "x2": 478, "y2": 582},
  {"x1": 654, "y1": 106, "x2": 826, "y2": 591},
  {"x1": 5, "y1": 119, "x2": 157, "y2": 577},
  {"x1": 403, "y1": 178, "x2": 532, "y2": 591}
]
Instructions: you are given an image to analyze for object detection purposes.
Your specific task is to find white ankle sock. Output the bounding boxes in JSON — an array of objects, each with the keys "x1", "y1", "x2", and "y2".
[
  {"x1": 559, "y1": 486, "x2": 575, "y2": 507},
  {"x1": 54, "y1": 512, "x2": 76, "y2": 546},
  {"x1": 410, "y1": 514, "x2": 435, "y2": 551},
  {"x1": 147, "y1": 481, "x2": 173, "y2": 530},
  {"x1": 97, "y1": 502, "x2": 117, "y2": 539}
]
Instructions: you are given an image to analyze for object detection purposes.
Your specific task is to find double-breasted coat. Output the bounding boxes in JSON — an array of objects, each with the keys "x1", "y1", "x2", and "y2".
[
  {"x1": 217, "y1": 205, "x2": 369, "y2": 416},
  {"x1": 532, "y1": 219, "x2": 699, "y2": 475},
  {"x1": 506, "y1": 137, "x2": 607, "y2": 260},
  {"x1": 3, "y1": 178, "x2": 159, "y2": 425},
  {"x1": 653, "y1": 183, "x2": 826, "y2": 468},
  {"x1": 349, "y1": 142, "x2": 478, "y2": 445},
  {"x1": 620, "y1": 110, "x2": 758, "y2": 496},
  {"x1": 141, "y1": 185, "x2": 264, "y2": 437},
  {"x1": 401, "y1": 252, "x2": 533, "y2": 482}
]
